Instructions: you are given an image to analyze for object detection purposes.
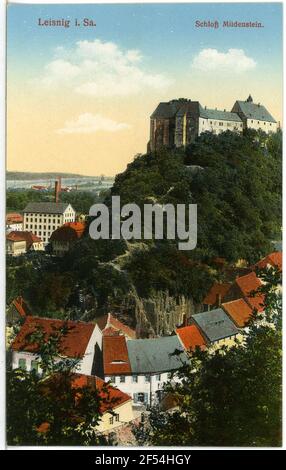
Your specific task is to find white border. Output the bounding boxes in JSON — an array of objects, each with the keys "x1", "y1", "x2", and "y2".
[{"x1": 1, "y1": 0, "x2": 284, "y2": 451}]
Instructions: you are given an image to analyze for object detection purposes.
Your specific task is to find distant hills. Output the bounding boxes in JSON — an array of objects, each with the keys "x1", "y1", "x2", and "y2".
[{"x1": 7, "y1": 171, "x2": 114, "y2": 180}]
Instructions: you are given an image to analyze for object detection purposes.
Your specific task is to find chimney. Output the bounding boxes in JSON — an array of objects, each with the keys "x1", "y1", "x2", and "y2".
[
  {"x1": 215, "y1": 293, "x2": 222, "y2": 307},
  {"x1": 54, "y1": 180, "x2": 59, "y2": 203}
]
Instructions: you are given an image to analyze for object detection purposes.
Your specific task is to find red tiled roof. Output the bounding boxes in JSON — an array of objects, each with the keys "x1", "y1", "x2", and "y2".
[
  {"x1": 6, "y1": 231, "x2": 42, "y2": 247},
  {"x1": 6, "y1": 213, "x2": 23, "y2": 224},
  {"x1": 50, "y1": 222, "x2": 85, "y2": 242},
  {"x1": 97, "y1": 313, "x2": 136, "y2": 339},
  {"x1": 203, "y1": 283, "x2": 231, "y2": 305},
  {"x1": 103, "y1": 336, "x2": 131, "y2": 375},
  {"x1": 176, "y1": 325, "x2": 206, "y2": 351},
  {"x1": 71, "y1": 374, "x2": 131, "y2": 412},
  {"x1": 255, "y1": 252, "x2": 282, "y2": 271},
  {"x1": 235, "y1": 272, "x2": 264, "y2": 312},
  {"x1": 222, "y1": 298, "x2": 254, "y2": 327},
  {"x1": 108, "y1": 314, "x2": 136, "y2": 339},
  {"x1": 11, "y1": 316, "x2": 95, "y2": 357}
]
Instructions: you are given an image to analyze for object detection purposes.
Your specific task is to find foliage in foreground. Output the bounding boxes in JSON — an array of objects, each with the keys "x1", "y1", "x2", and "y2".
[{"x1": 7, "y1": 324, "x2": 109, "y2": 446}]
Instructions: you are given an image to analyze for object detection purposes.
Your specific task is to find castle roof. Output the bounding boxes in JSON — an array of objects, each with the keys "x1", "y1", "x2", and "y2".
[
  {"x1": 151, "y1": 99, "x2": 189, "y2": 119},
  {"x1": 199, "y1": 106, "x2": 242, "y2": 122},
  {"x1": 233, "y1": 100, "x2": 276, "y2": 123}
]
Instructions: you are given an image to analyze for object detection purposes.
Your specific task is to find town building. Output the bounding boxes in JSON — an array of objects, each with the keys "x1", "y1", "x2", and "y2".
[
  {"x1": 223, "y1": 271, "x2": 265, "y2": 313},
  {"x1": 71, "y1": 374, "x2": 134, "y2": 432},
  {"x1": 50, "y1": 221, "x2": 85, "y2": 256},
  {"x1": 202, "y1": 282, "x2": 232, "y2": 311},
  {"x1": 191, "y1": 308, "x2": 241, "y2": 348},
  {"x1": 253, "y1": 251, "x2": 282, "y2": 271},
  {"x1": 6, "y1": 231, "x2": 44, "y2": 256},
  {"x1": 103, "y1": 335, "x2": 188, "y2": 406},
  {"x1": 96, "y1": 313, "x2": 136, "y2": 339},
  {"x1": 222, "y1": 298, "x2": 253, "y2": 328},
  {"x1": 176, "y1": 324, "x2": 206, "y2": 352},
  {"x1": 6, "y1": 213, "x2": 23, "y2": 232},
  {"x1": 11, "y1": 316, "x2": 103, "y2": 376},
  {"x1": 37, "y1": 373, "x2": 134, "y2": 434},
  {"x1": 149, "y1": 96, "x2": 277, "y2": 151},
  {"x1": 23, "y1": 202, "x2": 76, "y2": 245}
]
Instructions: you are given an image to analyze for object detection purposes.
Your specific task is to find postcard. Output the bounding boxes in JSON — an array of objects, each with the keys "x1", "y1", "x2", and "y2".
[{"x1": 5, "y1": 1, "x2": 282, "y2": 449}]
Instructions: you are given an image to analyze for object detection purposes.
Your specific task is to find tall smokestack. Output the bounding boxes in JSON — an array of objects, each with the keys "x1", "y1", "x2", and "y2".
[{"x1": 55, "y1": 180, "x2": 59, "y2": 203}]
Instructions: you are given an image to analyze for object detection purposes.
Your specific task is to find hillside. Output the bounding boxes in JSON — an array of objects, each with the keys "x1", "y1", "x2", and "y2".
[{"x1": 6, "y1": 129, "x2": 282, "y2": 336}]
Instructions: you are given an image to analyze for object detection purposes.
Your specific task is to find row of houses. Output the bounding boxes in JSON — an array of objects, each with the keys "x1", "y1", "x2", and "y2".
[{"x1": 8, "y1": 250, "x2": 281, "y2": 432}]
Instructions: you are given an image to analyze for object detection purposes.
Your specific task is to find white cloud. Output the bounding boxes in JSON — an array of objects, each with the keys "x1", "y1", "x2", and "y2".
[
  {"x1": 57, "y1": 113, "x2": 131, "y2": 134},
  {"x1": 36, "y1": 39, "x2": 172, "y2": 97},
  {"x1": 192, "y1": 48, "x2": 256, "y2": 73}
]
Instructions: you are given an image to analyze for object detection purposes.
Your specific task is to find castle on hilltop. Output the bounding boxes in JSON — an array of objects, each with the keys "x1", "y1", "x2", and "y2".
[{"x1": 149, "y1": 95, "x2": 277, "y2": 152}]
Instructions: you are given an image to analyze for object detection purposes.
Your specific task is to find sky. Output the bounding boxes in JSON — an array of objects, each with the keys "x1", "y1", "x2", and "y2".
[{"x1": 7, "y1": 2, "x2": 282, "y2": 176}]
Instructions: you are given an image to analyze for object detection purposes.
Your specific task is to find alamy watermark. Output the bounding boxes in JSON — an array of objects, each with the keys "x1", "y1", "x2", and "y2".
[{"x1": 89, "y1": 196, "x2": 197, "y2": 251}]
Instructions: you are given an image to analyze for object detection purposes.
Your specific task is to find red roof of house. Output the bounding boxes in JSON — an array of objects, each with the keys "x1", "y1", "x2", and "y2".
[
  {"x1": 97, "y1": 313, "x2": 136, "y2": 339},
  {"x1": 11, "y1": 316, "x2": 95, "y2": 358},
  {"x1": 222, "y1": 298, "x2": 254, "y2": 327},
  {"x1": 203, "y1": 283, "x2": 231, "y2": 305},
  {"x1": 235, "y1": 272, "x2": 265, "y2": 312},
  {"x1": 176, "y1": 325, "x2": 206, "y2": 351},
  {"x1": 50, "y1": 222, "x2": 85, "y2": 242},
  {"x1": 6, "y1": 213, "x2": 23, "y2": 224},
  {"x1": 255, "y1": 252, "x2": 282, "y2": 271},
  {"x1": 103, "y1": 336, "x2": 131, "y2": 375},
  {"x1": 71, "y1": 374, "x2": 131, "y2": 412},
  {"x1": 6, "y1": 231, "x2": 42, "y2": 247}
]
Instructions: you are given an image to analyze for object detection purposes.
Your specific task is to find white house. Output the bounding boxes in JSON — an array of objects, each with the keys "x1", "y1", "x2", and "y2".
[
  {"x1": 103, "y1": 335, "x2": 189, "y2": 406},
  {"x1": 11, "y1": 316, "x2": 102, "y2": 376},
  {"x1": 23, "y1": 202, "x2": 76, "y2": 245}
]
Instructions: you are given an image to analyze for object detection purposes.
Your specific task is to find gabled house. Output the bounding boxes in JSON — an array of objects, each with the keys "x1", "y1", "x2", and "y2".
[
  {"x1": 96, "y1": 313, "x2": 136, "y2": 339},
  {"x1": 224, "y1": 271, "x2": 265, "y2": 313},
  {"x1": 191, "y1": 308, "x2": 241, "y2": 348},
  {"x1": 37, "y1": 373, "x2": 134, "y2": 434},
  {"x1": 103, "y1": 335, "x2": 188, "y2": 406},
  {"x1": 11, "y1": 316, "x2": 103, "y2": 376},
  {"x1": 222, "y1": 298, "x2": 254, "y2": 328},
  {"x1": 253, "y1": 251, "x2": 282, "y2": 272},
  {"x1": 202, "y1": 282, "x2": 232, "y2": 311},
  {"x1": 176, "y1": 324, "x2": 206, "y2": 352},
  {"x1": 6, "y1": 231, "x2": 44, "y2": 256}
]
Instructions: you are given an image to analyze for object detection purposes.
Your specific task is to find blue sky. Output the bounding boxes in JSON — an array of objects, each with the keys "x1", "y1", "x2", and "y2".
[
  {"x1": 8, "y1": 3, "x2": 282, "y2": 74},
  {"x1": 7, "y1": 2, "x2": 283, "y2": 175}
]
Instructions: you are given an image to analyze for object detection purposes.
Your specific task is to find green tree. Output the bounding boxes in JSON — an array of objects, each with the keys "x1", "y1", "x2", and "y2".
[{"x1": 7, "y1": 324, "x2": 112, "y2": 446}]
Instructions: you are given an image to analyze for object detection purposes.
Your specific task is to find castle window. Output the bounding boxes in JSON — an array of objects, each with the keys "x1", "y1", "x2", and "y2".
[
  {"x1": 210, "y1": 121, "x2": 212, "y2": 125},
  {"x1": 219, "y1": 122, "x2": 223, "y2": 126},
  {"x1": 270, "y1": 123, "x2": 272, "y2": 126}
]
